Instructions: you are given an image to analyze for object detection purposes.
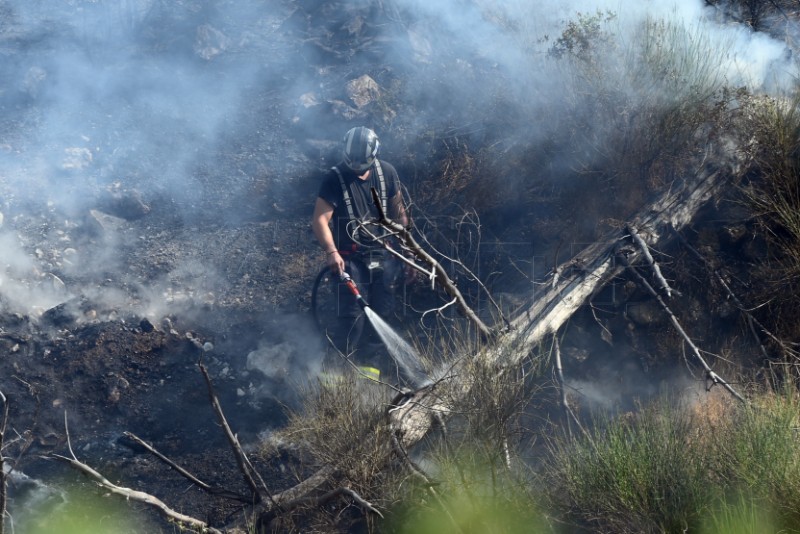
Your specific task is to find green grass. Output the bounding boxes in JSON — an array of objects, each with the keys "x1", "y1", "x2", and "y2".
[
  {"x1": 543, "y1": 400, "x2": 713, "y2": 533},
  {"x1": 701, "y1": 493, "x2": 780, "y2": 534},
  {"x1": 540, "y1": 389, "x2": 800, "y2": 533},
  {"x1": 714, "y1": 391, "x2": 800, "y2": 529}
]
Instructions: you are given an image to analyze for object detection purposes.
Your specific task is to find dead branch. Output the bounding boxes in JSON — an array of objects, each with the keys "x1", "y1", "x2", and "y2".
[
  {"x1": 199, "y1": 363, "x2": 278, "y2": 509},
  {"x1": 324, "y1": 333, "x2": 406, "y2": 394},
  {"x1": 504, "y1": 157, "x2": 735, "y2": 364},
  {"x1": 553, "y1": 337, "x2": 582, "y2": 439},
  {"x1": 673, "y1": 227, "x2": 798, "y2": 361},
  {"x1": 50, "y1": 412, "x2": 223, "y2": 534},
  {"x1": 52, "y1": 453, "x2": 225, "y2": 533},
  {"x1": 618, "y1": 249, "x2": 746, "y2": 403},
  {"x1": 413, "y1": 210, "x2": 512, "y2": 330},
  {"x1": 627, "y1": 224, "x2": 677, "y2": 298},
  {"x1": 268, "y1": 465, "x2": 337, "y2": 508},
  {"x1": 386, "y1": 157, "x2": 740, "y2": 449},
  {"x1": 122, "y1": 432, "x2": 251, "y2": 503},
  {"x1": 369, "y1": 187, "x2": 496, "y2": 340},
  {"x1": 390, "y1": 432, "x2": 464, "y2": 534},
  {"x1": 260, "y1": 486, "x2": 383, "y2": 527}
]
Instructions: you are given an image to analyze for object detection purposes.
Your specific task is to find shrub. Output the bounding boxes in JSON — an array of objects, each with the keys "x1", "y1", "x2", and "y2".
[
  {"x1": 713, "y1": 389, "x2": 800, "y2": 529},
  {"x1": 542, "y1": 399, "x2": 713, "y2": 533},
  {"x1": 541, "y1": 387, "x2": 800, "y2": 533}
]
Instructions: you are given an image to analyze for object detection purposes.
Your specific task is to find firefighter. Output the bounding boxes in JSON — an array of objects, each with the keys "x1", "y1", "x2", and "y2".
[{"x1": 311, "y1": 126, "x2": 409, "y2": 368}]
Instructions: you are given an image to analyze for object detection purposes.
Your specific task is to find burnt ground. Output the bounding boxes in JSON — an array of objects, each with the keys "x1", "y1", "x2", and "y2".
[{"x1": 0, "y1": 1, "x2": 790, "y2": 532}]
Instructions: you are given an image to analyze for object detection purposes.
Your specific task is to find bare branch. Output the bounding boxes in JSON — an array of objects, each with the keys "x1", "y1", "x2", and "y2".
[
  {"x1": 50, "y1": 453, "x2": 224, "y2": 533},
  {"x1": 673, "y1": 227, "x2": 798, "y2": 361},
  {"x1": 324, "y1": 333, "x2": 406, "y2": 394},
  {"x1": 553, "y1": 337, "x2": 583, "y2": 439},
  {"x1": 390, "y1": 432, "x2": 464, "y2": 534},
  {"x1": 52, "y1": 411, "x2": 223, "y2": 533},
  {"x1": 199, "y1": 363, "x2": 279, "y2": 509},
  {"x1": 627, "y1": 224, "x2": 677, "y2": 298},
  {"x1": 618, "y1": 250, "x2": 746, "y2": 403},
  {"x1": 276, "y1": 487, "x2": 384, "y2": 520},
  {"x1": 420, "y1": 297, "x2": 457, "y2": 322},
  {"x1": 369, "y1": 187, "x2": 496, "y2": 340},
  {"x1": 122, "y1": 432, "x2": 251, "y2": 503}
]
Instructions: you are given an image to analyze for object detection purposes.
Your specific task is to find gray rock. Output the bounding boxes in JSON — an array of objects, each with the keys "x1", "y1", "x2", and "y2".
[{"x1": 194, "y1": 24, "x2": 229, "y2": 60}]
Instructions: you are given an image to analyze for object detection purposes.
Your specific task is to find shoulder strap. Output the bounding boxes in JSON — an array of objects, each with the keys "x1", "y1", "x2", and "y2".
[
  {"x1": 374, "y1": 159, "x2": 387, "y2": 214},
  {"x1": 333, "y1": 162, "x2": 387, "y2": 219},
  {"x1": 332, "y1": 166, "x2": 357, "y2": 222}
]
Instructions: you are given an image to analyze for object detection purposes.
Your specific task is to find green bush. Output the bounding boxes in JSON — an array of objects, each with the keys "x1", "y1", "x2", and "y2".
[
  {"x1": 542, "y1": 389, "x2": 800, "y2": 533},
  {"x1": 714, "y1": 391, "x2": 800, "y2": 529},
  {"x1": 543, "y1": 400, "x2": 713, "y2": 533}
]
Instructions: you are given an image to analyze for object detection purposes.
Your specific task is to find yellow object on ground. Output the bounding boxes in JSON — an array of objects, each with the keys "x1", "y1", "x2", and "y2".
[
  {"x1": 357, "y1": 366, "x2": 381, "y2": 381},
  {"x1": 318, "y1": 366, "x2": 381, "y2": 385}
]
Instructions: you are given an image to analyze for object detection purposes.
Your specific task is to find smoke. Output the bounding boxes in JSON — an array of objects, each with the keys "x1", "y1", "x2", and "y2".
[
  {"x1": 2, "y1": 2, "x2": 265, "y2": 204},
  {"x1": 2, "y1": 0, "x2": 793, "y2": 202},
  {"x1": 388, "y1": 0, "x2": 795, "y2": 134},
  {"x1": 0, "y1": 1, "x2": 796, "y2": 360},
  {"x1": 243, "y1": 313, "x2": 325, "y2": 409}
]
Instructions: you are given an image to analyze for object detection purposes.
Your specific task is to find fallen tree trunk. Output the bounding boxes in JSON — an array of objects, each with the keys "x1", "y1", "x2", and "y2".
[
  {"x1": 503, "y1": 160, "x2": 735, "y2": 364},
  {"x1": 389, "y1": 151, "x2": 740, "y2": 446}
]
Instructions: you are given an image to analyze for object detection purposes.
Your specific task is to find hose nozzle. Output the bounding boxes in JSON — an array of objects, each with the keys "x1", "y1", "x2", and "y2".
[{"x1": 340, "y1": 272, "x2": 369, "y2": 308}]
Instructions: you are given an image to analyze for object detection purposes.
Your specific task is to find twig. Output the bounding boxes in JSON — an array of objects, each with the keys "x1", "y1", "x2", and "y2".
[
  {"x1": 199, "y1": 363, "x2": 279, "y2": 509},
  {"x1": 390, "y1": 432, "x2": 464, "y2": 534},
  {"x1": 415, "y1": 212, "x2": 513, "y2": 330},
  {"x1": 51, "y1": 453, "x2": 224, "y2": 533},
  {"x1": 122, "y1": 432, "x2": 250, "y2": 503},
  {"x1": 51, "y1": 412, "x2": 223, "y2": 533},
  {"x1": 589, "y1": 303, "x2": 613, "y2": 345},
  {"x1": 262, "y1": 486, "x2": 384, "y2": 525},
  {"x1": 553, "y1": 337, "x2": 583, "y2": 438},
  {"x1": 618, "y1": 251, "x2": 746, "y2": 403},
  {"x1": 420, "y1": 297, "x2": 458, "y2": 321},
  {"x1": 627, "y1": 224, "x2": 677, "y2": 298},
  {"x1": 331, "y1": 488, "x2": 383, "y2": 518},
  {"x1": 324, "y1": 334, "x2": 405, "y2": 394},
  {"x1": 368, "y1": 187, "x2": 496, "y2": 340},
  {"x1": 672, "y1": 227, "x2": 797, "y2": 361}
]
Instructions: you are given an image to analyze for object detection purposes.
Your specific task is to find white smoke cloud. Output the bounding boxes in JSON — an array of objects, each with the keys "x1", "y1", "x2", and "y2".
[{"x1": 0, "y1": 0, "x2": 795, "y2": 321}]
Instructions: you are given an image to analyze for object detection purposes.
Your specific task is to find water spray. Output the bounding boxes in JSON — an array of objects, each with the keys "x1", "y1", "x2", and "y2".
[
  {"x1": 340, "y1": 271, "x2": 369, "y2": 309},
  {"x1": 338, "y1": 270, "x2": 431, "y2": 388}
]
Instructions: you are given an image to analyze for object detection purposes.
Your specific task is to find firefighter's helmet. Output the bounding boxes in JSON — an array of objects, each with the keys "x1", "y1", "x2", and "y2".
[{"x1": 342, "y1": 126, "x2": 380, "y2": 172}]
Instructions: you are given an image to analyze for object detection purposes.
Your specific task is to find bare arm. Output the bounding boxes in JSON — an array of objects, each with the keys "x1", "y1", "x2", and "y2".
[
  {"x1": 312, "y1": 197, "x2": 345, "y2": 274},
  {"x1": 388, "y1": 191, "x2": 408, "y2": 227}
]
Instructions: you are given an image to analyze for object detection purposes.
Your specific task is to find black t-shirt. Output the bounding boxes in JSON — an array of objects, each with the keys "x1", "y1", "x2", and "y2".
[{"x1": 318, "y1": 160, "x2": 401, "y2": 251}]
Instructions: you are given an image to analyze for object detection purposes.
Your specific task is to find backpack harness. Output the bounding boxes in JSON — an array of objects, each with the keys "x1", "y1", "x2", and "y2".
[{"x1": 332, "y1": 160, "x2": 388, "y2": 249}]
